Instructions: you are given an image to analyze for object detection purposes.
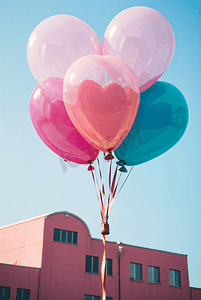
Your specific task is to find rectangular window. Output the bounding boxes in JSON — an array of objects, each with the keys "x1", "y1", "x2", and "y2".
[
  {"x1": 169, "y1": 269, "x2": 181, "y2": 287},
  {"x1": 0, "y1": 286, "x2": 10, "y2": 300},
  {"x1": 84, "y1": 295, "x2": 100, "y2": 300},
  {"x1": 53, "y1": 228, "x2": 60, "y2": 241},
  {"x1": 16, "y1": 288, "x2": 30, "y2": 300},
  {"x1": 106, "y1": 259, "x2": 113, "y2": 276},
  {"x1": 53, "y1": 228, "x2": 77, "y2": 245},
  {"x1": 85, "y1": 255, "x2": 99, "y2": 274},
  {"x1": 130, "y1": 262, "x2": 142, "y2": 281},
  {"x1": 148, "y1": 266, "x2": 160, "y2": 283},
  {"x1": 84, "y1": 296, "x2": 112, "y2": 300}
]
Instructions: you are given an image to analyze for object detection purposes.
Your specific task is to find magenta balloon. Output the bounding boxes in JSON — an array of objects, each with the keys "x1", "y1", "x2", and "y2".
[
  {"x1": 102, "y1": 7, "x2": 175, "y2": 92},
  {"x1": 30, "y1": 77, "x2": 99, "y2": 164},
  {"x1": 27, "y1": 15, "x2": 102, "y2": 83}
]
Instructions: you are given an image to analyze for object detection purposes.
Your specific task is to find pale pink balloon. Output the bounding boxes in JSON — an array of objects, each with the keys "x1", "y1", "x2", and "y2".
[
  {"x1": 102, "y1": 7, "x2": 175, "y2": 92},
  {"x1": 63, "y1": 55, "x2": 140, "y2": 152},
  {"x1": 27, "y1": 15, "x2": 102, "y2": 83},
  {"x1": 30, "y1": 77, "x2": 99, "y2": 164}
]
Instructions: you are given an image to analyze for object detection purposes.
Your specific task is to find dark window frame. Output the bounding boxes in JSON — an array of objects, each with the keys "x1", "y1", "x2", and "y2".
[
  {"x1": 106, "y1": 258, "x2": 113, "y2": 276},
  {"x1": 85, "y1": 255, "x2": 99, "y2": 274},
  {"x1": 169, "y1": 269, "x2": 181, "y2": 287},
  {"x1": 148, "y1": 265, "x2": 160, "y2": 284},
  {"x1": 130, "y1": 262, "x2": 142, "y2": 281},
  {"x1": 84, "y1": 296, "x2": 112, "y2": 300},
  {"x1": 53, "y1": 228, "x2": 77, "y2": 245},
  {"x1": 84, "y1": 295, "x2": 100, "y2": 300},
  {"x1": 0, "y1": 286, "x2": 10, "y2": 300},
  {"x1": 16, "y1": 288, "x2": 30, "y2": 300}
]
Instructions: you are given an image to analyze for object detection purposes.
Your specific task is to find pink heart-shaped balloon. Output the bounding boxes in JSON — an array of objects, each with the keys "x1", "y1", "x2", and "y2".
[{"x1": 66, "y1": 79, "x2": 140, "y2": 152}]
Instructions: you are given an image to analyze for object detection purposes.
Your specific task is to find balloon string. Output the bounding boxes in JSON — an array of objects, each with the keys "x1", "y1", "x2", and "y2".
[
  {"x1": 117, "y1": 166, "x2": 134, "y2": 197},
  {"x1": 107, "y1": 172, "x2": 122, "y2": 217},
  {"x1": 91, "y1": 169, "x2": 105, "y2": 221},
  {"x1": 101, "y1": 234, "x2": 106, "y2": 300},
  {"x1": 109, "y1": 159, "x2": 112, "y2": 189},
  {"x1": 106, "y1": 165, "x2": 118, "y2": 222},
  {"x1": 97, "y1": 157, "x2": 106, "y2": 204}
]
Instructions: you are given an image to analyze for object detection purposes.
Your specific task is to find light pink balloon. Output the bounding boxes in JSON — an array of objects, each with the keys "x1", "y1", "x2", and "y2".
[
  {"x1": 30, "y1": 77, "x2": 99, "y2": 164},
  {"x1": 27, "y1": 15, "x2": 102, "y2": 83},
  {"x1": 102, "y1": 7, "x2": 175, "y2": 92},
  {"x1": 63, "y1": 55, "x2": 140, "y2": 152}
]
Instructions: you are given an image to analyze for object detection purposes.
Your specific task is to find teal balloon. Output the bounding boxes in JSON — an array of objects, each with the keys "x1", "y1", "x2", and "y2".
[{"x1": 114, "y1": 81, "x2": 189, "y2": 166}]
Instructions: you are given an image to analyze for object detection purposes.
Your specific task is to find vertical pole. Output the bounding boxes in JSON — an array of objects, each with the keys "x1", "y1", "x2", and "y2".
[
  {"x1": 117, "y1": 242, "x2": 123, "y2": 300},
  {"x1": 118, "y1": 251, "x2": 121, "y2": 300}
]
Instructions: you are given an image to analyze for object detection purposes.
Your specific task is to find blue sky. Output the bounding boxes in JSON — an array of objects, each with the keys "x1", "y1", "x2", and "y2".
[{"x1": 0, "y1": 0, "x2": 200, "y2": 289}]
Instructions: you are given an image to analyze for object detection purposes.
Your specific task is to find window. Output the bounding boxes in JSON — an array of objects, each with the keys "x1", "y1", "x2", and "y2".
[
  {"x1": 0, "y1": 286, "x2": 10, "y2": 300},
  {"x1": 148, "y1": 266, "x2": 160, "y2": 283},
  {"x1": 169, "y1": 269, "x2": 181, "y2": 287},
  {"x1": 84, "y1": 296, "x2": 112, "y2": 300},
  {"x1": 16, "y1": 288, "x2": 30, "y2": 300},
  {"x1": 84, "y1": 295, "x2": 100, "y2": 300},
  {"x1": 85, "y1": 255, "x2": 99, "y2": 274},
  {"x1": 106, "y1": 259, "x2": 112, "y2": 276},
  {"x1": 53, "y1": 228, "x2": 77, "y2": 245},
  {"x1": 130, "y1": 263, "x2": 142, "y2": 281}
]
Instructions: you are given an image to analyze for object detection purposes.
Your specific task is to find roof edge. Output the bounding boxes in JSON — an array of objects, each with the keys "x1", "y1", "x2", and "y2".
[
  {"x1": 92, "y1": 238, "x2": 187, "y2": 256},
  {"x1": 46, "y1": 211, "x2": 91, "y2": 236},
  {"x1": 0, "y1": 213, "x2": 47, "y2": 230}
]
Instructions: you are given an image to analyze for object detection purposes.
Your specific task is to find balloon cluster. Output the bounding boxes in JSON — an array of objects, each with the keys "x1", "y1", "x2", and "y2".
[
  {"x1": 27, "y1": 8, "x2": 189, "y2": 300},
  {"x1": 28, "y1": 7, "x2": 188, "y2": 168}
]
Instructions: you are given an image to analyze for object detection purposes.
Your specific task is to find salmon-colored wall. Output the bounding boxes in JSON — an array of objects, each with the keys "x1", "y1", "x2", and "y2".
[
  {"x1": 38, "y1": 212, "x2": 191, "y2": 300},
  {"x1": 120, "y1": 244, "x2": 191, "y2": 300},
  {"x1": 0, "y1": 263, "x2": 40, "y2": 300},
  {"x1": 0, "y1": 211, "x2": 198, "y2": 299},
  {"x1": 190, "y1": 287, "x2": 201, "y2": 300},
  {"x1": 0, "y1": 216, "x2": 45, "y2": 268},
  {"x1": 39, "y1": 212, "x2": 94, "y2": 300}
]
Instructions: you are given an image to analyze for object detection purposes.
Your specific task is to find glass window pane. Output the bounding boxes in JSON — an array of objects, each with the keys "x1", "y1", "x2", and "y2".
[
  {"x1": 0, "y1": 286, "x2": 10, "y2": 300},
  {"x1": 130, "y1": 263, "x2": 134, "y2": 280},
  {"x1": 175, "y1": 270, "x2": 181, "y2": 287},
  {"x1": 169, "y1": 269, "x2": 174, "y2": 286},
  {"x1": 86, "y1": 256, "x2": 92, "y2": 273},
  {"x1": 73, "y1": 232, "x2": 77, "y2": 245},
  {"x1": 67, "y1": 231, "x2": 72, "y2": 244},
  {"x1": 93, "y1": 257, "x2": 99, "y2": 274},
  {"x1": 106, "y1": 259, "x2": 112, "y2": 276},
  {"x1": 4, "y1": 287, "x2": 10, "y2": 300},
  {"x1": 84, "y1": 296, "x2": 92, "y2": 300},
  {"x1": 16, "y1": 289, "x2": 23, "y2": 300},
  {"x1": 154, "y1": 267, "x2": 160, "y2": 283},
  {"x1": 136, "y1": 263, "x2": 142, "y2": 280},
  {"x1": 148, "y1": 266, "x2": 153, "y2": 283},
  {"x1": 53, "y1": 228, "x2": 60, "y2": 242},
  {"x1": 94, "y1": 297, "x2": 100, "y2": 300},
  {"x1": 106, "y1": 297, "x2": 112, "y2": 300},
  {"x1": 0, "y1": 287, "x2": 3, "y2": 298},
  {"x1": 62, "y1": 230, "x2": 66, "y2": 243},
  {"x1": 23, "y1": 289, "x2": 30, "y2": 300}
]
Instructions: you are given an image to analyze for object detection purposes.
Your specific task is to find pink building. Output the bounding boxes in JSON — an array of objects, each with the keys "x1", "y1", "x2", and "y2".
[{"x1": 0, "y1": 211, "x2": 200, "y2": 300}]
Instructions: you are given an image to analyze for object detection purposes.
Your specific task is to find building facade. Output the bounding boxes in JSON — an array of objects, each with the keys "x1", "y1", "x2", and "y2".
[{"x1": 0, "y1": 211, "x2": 200, "y2": 300}]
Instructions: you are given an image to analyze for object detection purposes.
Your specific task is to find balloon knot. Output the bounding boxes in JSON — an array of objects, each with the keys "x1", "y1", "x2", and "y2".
[
  {"x1": 88, "y1": 164, "x2": 95, "y2": 171},
  {"x1": 104, "y1": 153, "x2": 114, "y2": 161},
  {"x1": 64, "y1": 159, "x2": 67, "y2": 162},
  {"x1": 116, "y1": 160, "x2": 124, "y2": 166},
  {"x1": 119, "y1": 166, "x2": 128, "y2": 173}
]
